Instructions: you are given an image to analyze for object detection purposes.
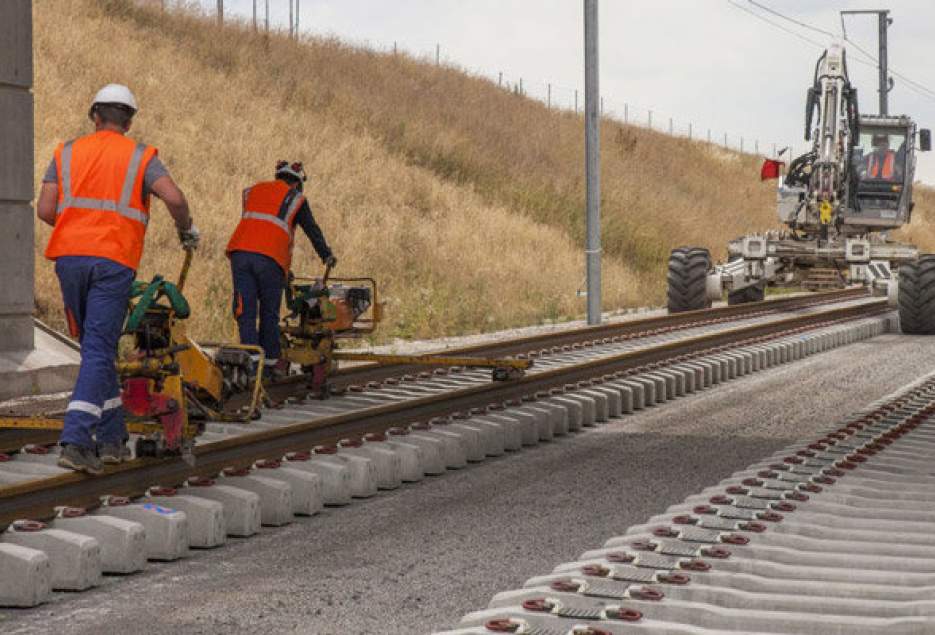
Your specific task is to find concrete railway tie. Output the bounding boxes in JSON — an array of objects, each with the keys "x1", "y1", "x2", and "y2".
[
  {"x1": 0, "y1": 311, "x2": 892, "y2": 608},
  {"x1": 436, "y1": 371, "x2": 935, "y2": 634}
]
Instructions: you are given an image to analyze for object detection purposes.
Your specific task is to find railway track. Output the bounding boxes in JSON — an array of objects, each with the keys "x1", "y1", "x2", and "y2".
[
  {"x1": 0, "y1": 291, "x2": 892, "y2": 608},
  {"x1": 436, "y1": 369, "x2": 935, "y2": 634},
  {"x1": 0, "y1": 289, "x2": 864, "y2": 454}
]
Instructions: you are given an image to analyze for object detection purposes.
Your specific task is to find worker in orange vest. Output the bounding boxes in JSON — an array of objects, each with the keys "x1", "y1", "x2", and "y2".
[
  {"x1": 864, "y1": 133, "x2": 900, "y2": 180},
  {"x1": 226, "y1": 161, "x2": 335, "y2": 379},
  {"x1": 36, "y1": 84, "x2": 199, "y2": 475}
]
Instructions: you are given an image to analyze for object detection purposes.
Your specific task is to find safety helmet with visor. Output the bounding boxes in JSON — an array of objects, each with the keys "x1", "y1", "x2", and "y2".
[{"x1": 275, "y1": 160, "x2": 307, "y2": 191}]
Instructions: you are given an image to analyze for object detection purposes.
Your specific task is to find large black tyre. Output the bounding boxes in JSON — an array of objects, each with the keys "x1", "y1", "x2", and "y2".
[
  {"x1": 727, "y1": 284, "x2": 765, "y2": 306},
  {"x1": 667, "y1": 247, "x2": 712, "y2": 313},
  {"x1": 898, "y1": 255, "x2": 935, "y2": 334}
]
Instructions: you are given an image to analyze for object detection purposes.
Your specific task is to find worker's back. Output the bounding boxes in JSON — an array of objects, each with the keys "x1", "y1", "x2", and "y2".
[
  {"x1": 45, "y1": 130, "x2": 156, "y2": 270},
  {"x1": 227, "y1": 179, "x2": 305, "y2": 273}
]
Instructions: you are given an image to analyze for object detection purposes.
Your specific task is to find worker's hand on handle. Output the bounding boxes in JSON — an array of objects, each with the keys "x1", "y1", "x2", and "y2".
[{"x1": 177, "y1": 220, "x2": 200, "y2": 250}]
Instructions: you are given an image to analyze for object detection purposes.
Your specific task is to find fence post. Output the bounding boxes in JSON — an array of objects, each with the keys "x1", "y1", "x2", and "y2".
[
  {"x1": 741, "y1": 137, "x2": 744, "y2": 153},
  {"x1": 707, "y1": 129, "x2": 711, "y2": 143},
  {"x1": 755, "y1": 140, "x2": 759, "y2": 154},
  {"x1": 498, "y1": 71, "x2": 502, "y2": 87},
  {"x1": 547, "y1": 83, "x2": 551, "y2": 109},
  {"x1": 624, "y1": 103, "x2": 628, "y2": 123},
  {"x1": 265, "y1": 0, "x2": 269, "y2": 32},
  {"x1": 217, "y1": 0, "x2": 223, "y2": 25},
  {"x1": 436, "y1": 43, "x2": 440, "y2": 65},
  {"x1": 575, "y1": 90, "x2": 578, "y2": 113},
  {"x1": 600, "y1": 96, "x2": 604, "y2": 116},
  {"x1": 393, "y1": 41, "x2": 397, "y2": 55},
  {"x1": 288, "y1": 0, "x2": 292, "y2": 37},
  {"x1": 519, "y1": 77, "x2": 523, "y2": 95},
  {"x1": 252, "y1": 0, "x2": 256, "y2": 30},
  {"x1": 688, "y1": 122, "x2": 692, "y2": 140},
  {"x1": 724, "y1": 132, "x2": 728, "y2": 147},
  {"x1": 648, "y1": 110, "x2": 652, "y2": 129},
  {"x1": 668, "y1": 117, "x2": 673, "y2": 134}
]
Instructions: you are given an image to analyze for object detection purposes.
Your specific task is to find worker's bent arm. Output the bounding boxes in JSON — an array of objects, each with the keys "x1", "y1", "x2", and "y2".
[
  {"x1": 295, "y1": 202, "x2": 333, "y2": 262},
  {"x1": 36, "y1": 182, "x2": 58, "y2": 227},
  {"x1": 150, "y1": 175, "x2": 193, "y2": 229}
]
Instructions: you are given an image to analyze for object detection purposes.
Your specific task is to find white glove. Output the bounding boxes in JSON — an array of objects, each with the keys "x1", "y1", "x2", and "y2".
[{"x1": 178, "y1": 223, "x2": 200, "y2": 250}]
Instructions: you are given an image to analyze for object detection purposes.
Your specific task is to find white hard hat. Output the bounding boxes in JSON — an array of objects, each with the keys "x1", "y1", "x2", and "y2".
[{"x1": 91, "y1": 83, "x2": 138, "y2": 112}]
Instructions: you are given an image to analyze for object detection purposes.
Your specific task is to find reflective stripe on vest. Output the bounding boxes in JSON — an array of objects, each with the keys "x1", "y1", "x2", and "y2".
[
  {"x1": 241, "y1": 188, "x2": 304, "y2": 237},
  {"x1": 869, "y1": 151, "x2": 895, "y2": 179},
  {"x1": 56, "y1": 140, "x2": 150, "y2": 226}
]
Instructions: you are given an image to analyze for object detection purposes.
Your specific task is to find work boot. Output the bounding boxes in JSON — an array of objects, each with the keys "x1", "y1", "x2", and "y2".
[
  {"x1": 266, "y1": 359, "x2": 292, "y2": 382},
  {"x1": 58, "y1": 444, "x2": 104, "y2": 475},
  {"x1": 98, "y1": 442, "x2": 132, "y2": 465}
]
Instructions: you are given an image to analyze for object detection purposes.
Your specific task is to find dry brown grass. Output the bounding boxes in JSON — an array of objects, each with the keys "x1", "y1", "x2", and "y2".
[
  {"x1": 34, "y1": 0, "x2": 935, "y2": 342},
  {"x1": 894, "y1": 186, "x2": 935, "y2": 252}
]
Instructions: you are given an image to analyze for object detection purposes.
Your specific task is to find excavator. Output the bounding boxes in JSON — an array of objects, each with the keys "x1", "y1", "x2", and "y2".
[{"x1": 667, "y1": 43, "x2": 934, "y2": 334}]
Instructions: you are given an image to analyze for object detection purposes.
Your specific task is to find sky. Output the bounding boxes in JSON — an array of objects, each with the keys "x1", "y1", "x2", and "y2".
[{"x1": 200, "y1": 0, "x2": 935, "y2": 183}]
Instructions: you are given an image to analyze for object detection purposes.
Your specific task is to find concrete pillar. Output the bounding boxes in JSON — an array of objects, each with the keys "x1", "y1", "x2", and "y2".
[{"x1": 0, "y1": 0, "x2": 34, "y2": 352}]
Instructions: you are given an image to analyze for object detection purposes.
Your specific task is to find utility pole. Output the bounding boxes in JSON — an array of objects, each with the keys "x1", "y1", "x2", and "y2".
[
  {"x1": 252, "y1": 0, "x2": 257, "y2": 31},
  {"x1": 289, "y1": 0, "x2": 293, "y2": 38},
  {"x1": 295, "y1": 0, "x2": 300, "y2": 37},
  {"x1": 217, "y1": 0, "x2": 223, "y2": 25},
  {"x1": 841, "y1": 9, "x2": 892, "y2": 115},
  {"x1": 584, "y1": 0, "x2": 601, "y2": 325},
  {"x1": 265, "y1": 0, "x2": 269, "y2": 32}
]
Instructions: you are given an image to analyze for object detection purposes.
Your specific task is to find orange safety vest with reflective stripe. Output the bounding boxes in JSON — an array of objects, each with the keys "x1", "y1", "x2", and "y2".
[
  {"x1": 226, "y1": 180, "x2": 306, "y2": 274},
  {"x1": 45, "y1": 130, "x2": 157, "y2": 271},
  {"x1": 867, "y1": 151, "x2": 896, "y2": 179}
]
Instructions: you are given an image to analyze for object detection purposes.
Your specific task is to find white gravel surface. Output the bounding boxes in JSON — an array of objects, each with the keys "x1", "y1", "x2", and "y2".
[{"x1": 2, "y1": 331, "x2": 932, "y2": 635}]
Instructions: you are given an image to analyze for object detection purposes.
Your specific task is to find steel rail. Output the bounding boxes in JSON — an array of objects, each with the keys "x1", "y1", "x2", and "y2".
[
  {"x1": 322, "y1": 288, "x2": 869, "y2": 389},
  {"x1": 0, "y1": 298, "x2": 887, "y2": 528},
  {"x1": 0, "y1": 289, "x2": 867, "y2": 454}
]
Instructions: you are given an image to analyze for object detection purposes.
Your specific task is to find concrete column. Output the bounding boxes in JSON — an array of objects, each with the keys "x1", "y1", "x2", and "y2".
[{"x1": 0, "y1": 0, "x2": 35, "y2": 351}]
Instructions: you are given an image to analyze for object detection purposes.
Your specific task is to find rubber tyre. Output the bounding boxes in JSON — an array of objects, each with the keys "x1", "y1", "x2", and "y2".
[
  {"x1": 667, "y1": 247, "x2": 712, "y2": 313},
  {"x1": 898, "y1": 255, "x2": 935, "y2": 334},
  {"x1": 727, "y1": 284, "x2": 765, "y2": 306}
]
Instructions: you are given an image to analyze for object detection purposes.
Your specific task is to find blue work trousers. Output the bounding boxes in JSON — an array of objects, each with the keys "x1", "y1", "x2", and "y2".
[
  {"x1": 55, "y1": 256, "x2": 134, "y2": 450},
  {"x1": 230, "y1": 251, "x2": 285, "y2": 364}
]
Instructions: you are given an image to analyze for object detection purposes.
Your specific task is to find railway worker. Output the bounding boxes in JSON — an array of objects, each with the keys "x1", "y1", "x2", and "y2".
[
  {"x1": 864, "y1": 133, "x2": 900, "y2": 181},
  {"x1": 36, "y1": 84, "x2": 199, "y2": 475},
  {"x1": 226, "y1": 161, "x2": 336, "y2": 380}
]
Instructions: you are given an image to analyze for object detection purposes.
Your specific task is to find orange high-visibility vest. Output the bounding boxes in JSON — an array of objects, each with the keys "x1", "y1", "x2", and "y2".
[
  {"x1": 226, "y1": 180, "x2": 306, "y2": 274},
  {"x1": 868, "y1": 151, "x2": 895, "y2": 179},
  {"x1": 45, "y1": 130, "x2": 157, "y2": 271}
]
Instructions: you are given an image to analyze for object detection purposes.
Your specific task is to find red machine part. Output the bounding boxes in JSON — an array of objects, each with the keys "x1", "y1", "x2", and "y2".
[{"x1": 120, "y1": 378, "x2": 184, "y2": 451}]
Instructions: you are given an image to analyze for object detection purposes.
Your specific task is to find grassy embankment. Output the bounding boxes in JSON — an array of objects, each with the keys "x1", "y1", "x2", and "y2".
[{"x1": 33, "y1": 0, "x2": 934, "y2": 342}]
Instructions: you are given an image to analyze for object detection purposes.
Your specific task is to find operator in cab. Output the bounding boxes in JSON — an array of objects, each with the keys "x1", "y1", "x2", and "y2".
[
  {"x1": 863, "y1": 133, "x2": 902, "y2": 181},
  {"x1": 36, "y1": 84, "x2": 199, "y2": 475},
  {"x1": 226, "y1": 161, "x2": 336, "y2": 380}
]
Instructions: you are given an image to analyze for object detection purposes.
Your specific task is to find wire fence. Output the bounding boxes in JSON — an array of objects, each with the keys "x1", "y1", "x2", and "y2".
[
  {"x1": 375, "y1": 40, "x2": 797, "y2": 160},
  {"x1": 146, "y1": 0, "x2": 798, "y2": 159}
]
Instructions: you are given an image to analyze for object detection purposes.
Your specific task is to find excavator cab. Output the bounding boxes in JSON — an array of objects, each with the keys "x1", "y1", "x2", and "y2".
[{"x1": 844, "y1": 116, "x2": 929, "y2": 229}]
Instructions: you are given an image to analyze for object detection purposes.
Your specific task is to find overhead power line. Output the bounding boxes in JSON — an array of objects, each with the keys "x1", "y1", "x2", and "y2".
[
  {"x1": 746, "y1": 0, "x2": 836, "y2": 39},
  {"x1": 839, "y1": 13, "x2": 935, "y2": 102},
  {"x1": 732, "y1": 0, "x2": 935, "y2": 104},
  {"x1": 725, "y1": 0, "x2": 826, "y2": 50}
]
